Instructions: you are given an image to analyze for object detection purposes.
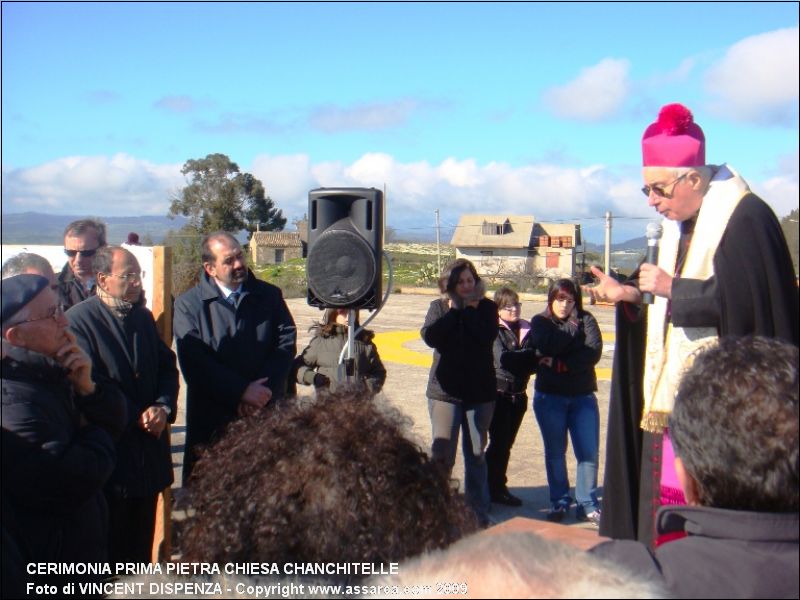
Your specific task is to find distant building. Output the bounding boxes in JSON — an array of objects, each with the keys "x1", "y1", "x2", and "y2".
[
  {"x1": 450, "y1": 214, "x2": 581, "y2": 281},
  {"x1": 249, "y1": 231, "x2": 304, "y2": 265}
]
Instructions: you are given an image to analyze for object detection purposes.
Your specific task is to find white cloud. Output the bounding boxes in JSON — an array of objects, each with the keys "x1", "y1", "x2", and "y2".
[
  {"x1": 250, "y1": 154, "x2": 319, "y2": 218},
  {"x1": 542, "y1": 58, "x2": 631, "y2": 121},
  {"x1": 4, "y1": 152, "x2": 795, "y2": 242},
  {"x1": 247, "y1": 151, "x2": 650, "y2": 239},
  {"x1": 1, "y1": 154, "x2": 184, "y2": 216},
  {"x1": 705, "y1": 27, "x2": 799, "y2": 126}
]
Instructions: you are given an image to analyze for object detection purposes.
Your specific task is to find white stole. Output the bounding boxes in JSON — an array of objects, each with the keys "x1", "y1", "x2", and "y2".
[{"x1": 641, "y1": 165, "x2": 751, "y2": 432}]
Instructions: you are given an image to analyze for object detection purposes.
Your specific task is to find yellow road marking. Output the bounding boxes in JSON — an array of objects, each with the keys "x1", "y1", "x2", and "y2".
[{"x1": 373, "y1": 330, "x2": 613, "y2": 380}]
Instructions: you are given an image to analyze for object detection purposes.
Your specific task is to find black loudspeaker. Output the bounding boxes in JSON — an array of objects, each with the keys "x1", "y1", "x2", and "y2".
[{"x1": 307, "y1": 188, "x2": 383, "y2": 309}]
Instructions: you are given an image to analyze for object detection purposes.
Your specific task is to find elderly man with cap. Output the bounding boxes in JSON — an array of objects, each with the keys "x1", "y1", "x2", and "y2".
[
  {"x1": 66, "y1": 246, "x2": 178, "y2": 565},
  {"x1": 1, "y1": 274, "x2": 126, "y2": 586},
  {"x1": 586, "y1": 103, "x2": 799, "y2": 546}
]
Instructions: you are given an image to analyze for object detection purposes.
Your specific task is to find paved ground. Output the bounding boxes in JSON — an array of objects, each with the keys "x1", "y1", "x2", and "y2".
[{"x1": 170, "y1": 292, "x2": 616, "y2": 537}]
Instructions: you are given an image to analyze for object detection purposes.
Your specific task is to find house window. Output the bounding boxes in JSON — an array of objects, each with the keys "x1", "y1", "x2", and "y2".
[
  {"x1": 481, "y1": 220, "x2": 511, "y2": 235},
  {"x1": 482, "y1": 222, "x2": 500, "y2": 235},
  {"x1": 546, "y1": 252, "x2": 559, "y2": 268},
  {"x1": 275, "y1": 249, "x2": 285, "y2": 264}
]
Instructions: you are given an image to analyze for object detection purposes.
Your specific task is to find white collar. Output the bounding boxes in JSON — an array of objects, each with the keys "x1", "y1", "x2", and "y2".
[{"x1": 214, "y1": 280, "x2": 242, "y2": 299}]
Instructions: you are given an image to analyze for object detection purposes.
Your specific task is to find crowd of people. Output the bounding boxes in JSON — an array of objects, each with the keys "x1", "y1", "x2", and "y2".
[{"x1": 2, "y1": 102, "x2": 798, "y2": 598}]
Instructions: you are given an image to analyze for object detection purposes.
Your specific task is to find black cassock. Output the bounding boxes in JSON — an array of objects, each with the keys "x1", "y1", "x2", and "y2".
[{"x1": 599, "y1": 193, "x2": 799, "y2": 546}]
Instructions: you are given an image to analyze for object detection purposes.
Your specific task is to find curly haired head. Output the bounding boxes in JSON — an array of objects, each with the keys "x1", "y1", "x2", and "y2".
[
  {"x1": 181, "y1": 387, "x2": 477, "y2": 568},
  {"x1": 670, "y1": 336, "x2": 799, "y2": 511}
]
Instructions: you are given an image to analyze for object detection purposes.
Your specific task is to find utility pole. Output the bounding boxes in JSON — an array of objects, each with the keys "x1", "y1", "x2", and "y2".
[
  {"x1": 604, "y1": 211, "x2": 612, "y2": 274},
  {"x1": 435, "y1": 209, "x2": 442, "y2": 273}
]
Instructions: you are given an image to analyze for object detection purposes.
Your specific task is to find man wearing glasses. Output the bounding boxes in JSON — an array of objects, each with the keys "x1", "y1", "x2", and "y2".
[
  {"x1": 66, "y1": 246, "x2": 178, "y2": 565},
  {"x1": 1, "y1": 274, "x2": 126, "y2": 593},
  {"x1": 57, "y1": 218, "x2": 107, "y2": 311},
  {"x1": 586, "y1": 103, "x2": 798, "y2": 547}
]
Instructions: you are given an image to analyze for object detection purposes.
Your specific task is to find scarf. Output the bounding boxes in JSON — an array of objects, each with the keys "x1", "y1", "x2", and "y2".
[
  {"x1": 96, "y1": 286, "x2": 136, "y2": 319},
  {"x1": 641, "y1": 164, "x2": 750, "y2": 433}
]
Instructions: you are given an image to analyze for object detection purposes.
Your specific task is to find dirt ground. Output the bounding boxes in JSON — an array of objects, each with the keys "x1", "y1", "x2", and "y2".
[{"x1": 171, "y1": 291, "x2": 616, "y2": 533}]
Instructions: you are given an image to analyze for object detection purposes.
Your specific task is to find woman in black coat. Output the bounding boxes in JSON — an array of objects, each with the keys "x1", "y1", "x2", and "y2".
[{"x1": 421, "y1": 259, "x2": 498, "y2": 526}]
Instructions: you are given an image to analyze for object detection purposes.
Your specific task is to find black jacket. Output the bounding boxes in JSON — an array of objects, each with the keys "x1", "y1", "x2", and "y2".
[
  {"x1": 57, "y1": 262, "x2": 95, "y2": 311},
  {"x1": 501, "y1": 308, "x2": 602, "y2": 396},
  {"x1": 1, "y1": 346, "x2": 126, "y2": 566},
  {"x1": 173, "y1": 269, "x2": 297, "y2": 479},
  {"x1": 529, "y1": 308, "x2": 602, "y2": 395},
  {"x1": 493, "y1": 319, "x2": 534, "y2": 395},
  {"x1": 591, "y1": 505, "x2": 799, "y2": 599},
  {"x1": 421, "y1": 285, "x2": 498, "y2": 404},
  {"x1": 67, "y1": 296, "x2": 179, "y2": 498}
]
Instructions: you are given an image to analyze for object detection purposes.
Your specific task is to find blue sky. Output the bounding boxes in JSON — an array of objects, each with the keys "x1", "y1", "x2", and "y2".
[{"x1": 2, "y1": 2, "x2": 798, "y2": 242}]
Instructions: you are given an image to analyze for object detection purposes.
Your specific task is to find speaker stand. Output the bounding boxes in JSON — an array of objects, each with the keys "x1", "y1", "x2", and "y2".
[{"x1": 344, "y1": 309, "x2": 356, "y2": 384}]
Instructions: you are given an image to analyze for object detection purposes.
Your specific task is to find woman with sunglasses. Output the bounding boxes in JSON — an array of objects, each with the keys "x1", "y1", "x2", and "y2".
[{"x1": 530, "y1": 278, "x2": 602, "y2": 524}]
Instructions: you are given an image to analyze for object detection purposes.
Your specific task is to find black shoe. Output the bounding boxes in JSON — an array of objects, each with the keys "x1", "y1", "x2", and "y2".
[
  {"x1": 491, "y1": 490, "x2": 523, "y2": 507},
  {"x1": 546, "y1": 501, "x2": 569, "y2": 522}
]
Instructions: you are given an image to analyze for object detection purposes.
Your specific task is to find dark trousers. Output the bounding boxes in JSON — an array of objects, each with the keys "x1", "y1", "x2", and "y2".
[
  {"x1": 107, "y1": 493, "x2": 158, "y2": 564},
  {"x1": 486, "y1": 391, "x2": 528, "y2": 494}
]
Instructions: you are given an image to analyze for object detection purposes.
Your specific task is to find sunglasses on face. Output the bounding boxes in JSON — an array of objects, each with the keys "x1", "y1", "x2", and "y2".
[
  {"x1": 64, "y1": 247, "x2": 99, "y2": 258},
  {"x1": 641, "y1": 173, "x2": 688, "y2": 198}
]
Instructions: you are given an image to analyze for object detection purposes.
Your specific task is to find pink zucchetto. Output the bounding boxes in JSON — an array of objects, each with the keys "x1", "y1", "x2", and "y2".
[{"x1": 642, "y1": 103, "x2": 705, "y2": 167}]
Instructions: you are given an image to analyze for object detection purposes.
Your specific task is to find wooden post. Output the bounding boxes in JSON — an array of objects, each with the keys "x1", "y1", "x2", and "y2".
[{"x1": 150, "y1": 246, "x2": 173, "y2": 562}]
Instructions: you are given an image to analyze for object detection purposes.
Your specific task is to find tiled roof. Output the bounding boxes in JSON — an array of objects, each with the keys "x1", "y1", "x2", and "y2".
[
  {"x1": 250, "y1": 231, "x2": 303, "y2": 247},
  {"x1": 450, "y1": 215, "x2": 536, "y2": 248}
]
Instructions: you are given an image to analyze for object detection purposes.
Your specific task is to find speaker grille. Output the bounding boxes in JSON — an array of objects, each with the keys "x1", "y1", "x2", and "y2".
[{"x1": 306, "y1": 228, "x2": 377, "y2": 306}]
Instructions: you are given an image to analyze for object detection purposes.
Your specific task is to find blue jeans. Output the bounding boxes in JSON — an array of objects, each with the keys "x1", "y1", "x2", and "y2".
[
  {"x1": 428, "y1": 399, "x2": 495, "y2": 524},
  {"x1": 533, "y1": 391, "x2": 600, "y2": 511}
]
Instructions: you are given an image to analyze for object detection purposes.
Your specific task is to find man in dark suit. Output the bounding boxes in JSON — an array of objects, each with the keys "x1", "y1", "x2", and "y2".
[{"x1": 173, "y1": 231, "x2": 296, "y2": 484}]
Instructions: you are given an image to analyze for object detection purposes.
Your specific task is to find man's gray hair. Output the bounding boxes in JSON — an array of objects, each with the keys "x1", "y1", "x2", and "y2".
[
  {"x1": 63, "y1": 218, "x2": 107, "y2": 246},
  {"x1": 2, "y1": 253, "x2": 55, "y2": 280},
  {"x1": 368, "y1": 531, "x2": 669, "y2": 598},
  {"x1": 669, "y1": 165, "x2": 713, "y2": 180}
]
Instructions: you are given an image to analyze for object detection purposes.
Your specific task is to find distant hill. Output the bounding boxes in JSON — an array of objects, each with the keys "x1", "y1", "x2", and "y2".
[
  {"x1": 585, "y1": 236, "x2": 646, "y2": 253},
  {"x1": 0, "y1": 212, "x2": 188, "y2": 245}
]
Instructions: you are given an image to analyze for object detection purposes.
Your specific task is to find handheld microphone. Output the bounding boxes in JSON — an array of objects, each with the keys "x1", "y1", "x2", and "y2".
[{"x1": 642, "y1": 222, "x2": 663, "y2": 305}]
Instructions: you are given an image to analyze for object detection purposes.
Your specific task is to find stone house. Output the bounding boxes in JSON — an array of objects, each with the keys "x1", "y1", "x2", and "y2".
[
  {"x1": 249, "y1": 231, "x2": 305, "y2": 265},
  {"x1": 450, "y1": 214, "x2": 581, "y2": 280}
]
